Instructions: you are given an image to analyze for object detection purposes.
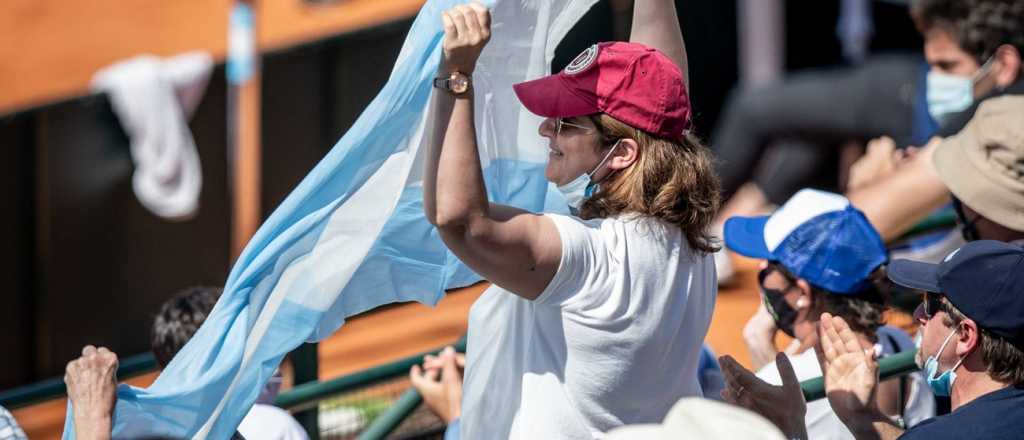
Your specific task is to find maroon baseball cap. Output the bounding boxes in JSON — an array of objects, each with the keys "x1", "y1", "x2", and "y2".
[{"x1": 513, "y1": 41, "x2": 692, "y2": 139}]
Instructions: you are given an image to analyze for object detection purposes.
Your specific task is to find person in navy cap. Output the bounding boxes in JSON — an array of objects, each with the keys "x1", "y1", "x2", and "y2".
[
  {"x1": 820, "y1": 240, "x2": 1024, "y2": 440},
  {"x1": 717, "y1": 189, "x2": 934, "y2": 439}
]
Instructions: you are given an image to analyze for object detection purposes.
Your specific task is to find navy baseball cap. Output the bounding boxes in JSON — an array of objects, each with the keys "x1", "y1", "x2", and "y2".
[
  {"x1": 725, "y1": 189, "x2": 888, "y2": 294},
  {"x1": 888, "y1": 240, "x2": 1024, "y2": 343}
]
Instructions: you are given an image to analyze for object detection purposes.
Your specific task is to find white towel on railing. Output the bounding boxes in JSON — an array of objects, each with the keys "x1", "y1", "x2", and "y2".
[{"x1": 92, "y1": 51, "x2": 213, "y2": 220}]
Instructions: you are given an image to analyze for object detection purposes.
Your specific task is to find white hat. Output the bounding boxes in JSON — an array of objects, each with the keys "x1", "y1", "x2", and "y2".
[{"x1": 603, "y1": 398, "x2": 786, "y2": 440}]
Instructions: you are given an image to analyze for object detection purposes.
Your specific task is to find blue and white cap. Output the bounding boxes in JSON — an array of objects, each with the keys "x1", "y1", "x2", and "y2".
[{"x1": 724, "y1": 189, "x2": 888, "y2": 294}]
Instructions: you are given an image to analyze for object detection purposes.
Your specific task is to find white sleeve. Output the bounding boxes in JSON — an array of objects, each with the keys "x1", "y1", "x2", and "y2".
[{"x1": 534, "y1": 214, "x2": 611, "y2": 308}]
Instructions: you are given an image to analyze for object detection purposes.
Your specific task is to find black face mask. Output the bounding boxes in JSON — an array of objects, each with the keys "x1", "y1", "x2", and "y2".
[{"x1": 759, "y1": 267, "x2": 799, "y2": 338}]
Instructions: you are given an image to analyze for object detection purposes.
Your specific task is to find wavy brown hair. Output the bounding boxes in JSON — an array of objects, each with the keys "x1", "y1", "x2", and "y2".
[
  {"x1": 579, "y1": 114, "x2": 721, "y2": 254},
  {"x1": 912, "y1": 0, "x2": 1024, "y2": 64}
]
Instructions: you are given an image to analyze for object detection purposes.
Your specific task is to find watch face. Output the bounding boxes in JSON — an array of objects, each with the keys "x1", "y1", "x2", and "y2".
[{"x1": 451, "y1": 75, "x2": 469, "y2": 94}]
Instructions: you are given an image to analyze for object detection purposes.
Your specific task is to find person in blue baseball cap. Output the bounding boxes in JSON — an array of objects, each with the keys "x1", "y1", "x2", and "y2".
[
  {"x1": 719, "y1": 189, "x2": 934, "y2": 439},
  {"x1": 819, "y1": 240, "x2": 1024, "y2": 440}
]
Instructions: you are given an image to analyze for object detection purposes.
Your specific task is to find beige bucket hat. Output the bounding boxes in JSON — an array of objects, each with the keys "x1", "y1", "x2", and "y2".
[
  {"x1": 602, "y1": 398, "x2": 785, "y2": 440},
  {"x1": 933, "y1": 95, "x2": 1024, "y2": 231}
]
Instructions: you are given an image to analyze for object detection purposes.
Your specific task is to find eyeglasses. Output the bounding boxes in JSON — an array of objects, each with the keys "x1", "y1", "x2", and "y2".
[
  {"x1": 758, "y1": 264, "x2": 797, "y2": 292},
  {"x1": 555, "y1": 117, "x2": 595, "y2": 135}
]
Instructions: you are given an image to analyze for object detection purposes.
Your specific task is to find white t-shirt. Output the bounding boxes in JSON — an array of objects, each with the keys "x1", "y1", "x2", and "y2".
[
  {"x1": 757, "y1": 346, "x2": 934, "y2": 439},
  {"x1": 237, "y1": 404, "x2": 309, "y2": 440},
  {"x1": 459, "y1": 214, "x2": 717, "y2": 439}
]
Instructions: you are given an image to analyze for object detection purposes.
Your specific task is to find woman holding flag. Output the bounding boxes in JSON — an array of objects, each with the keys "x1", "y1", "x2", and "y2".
[{"x1": 420, "y1": 0, "x2": 720, "y2": 438}]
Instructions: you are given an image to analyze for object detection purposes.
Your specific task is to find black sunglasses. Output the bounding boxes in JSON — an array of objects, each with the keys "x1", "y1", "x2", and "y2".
[
  {"x1": 922, "y1": 293, "x2": 945, "y2": 320},
  {"x1": 758, "y1": 264, "x2": 796, "y2": 290}
]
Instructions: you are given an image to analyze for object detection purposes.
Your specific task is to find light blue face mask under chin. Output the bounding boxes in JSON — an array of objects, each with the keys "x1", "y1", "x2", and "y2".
[
  {"x1": 920, "y1": 328, "x2": 967, "y2": 397},
  {"x1": 926, "y1": 58, "x2": 995, "y2": 124},
  {"x1": 556, "y1": 140, "x2": 621, "y2": 213}
]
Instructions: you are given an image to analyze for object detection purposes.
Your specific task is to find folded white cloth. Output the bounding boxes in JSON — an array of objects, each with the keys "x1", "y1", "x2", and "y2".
[{"x1": 92, "y1": 51, "x2": 213, "y2": 220}]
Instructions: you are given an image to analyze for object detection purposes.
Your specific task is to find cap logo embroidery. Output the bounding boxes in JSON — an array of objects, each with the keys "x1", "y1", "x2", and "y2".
[{"x1": 564, "y1": 44, "x2": 599, "y2": 75}]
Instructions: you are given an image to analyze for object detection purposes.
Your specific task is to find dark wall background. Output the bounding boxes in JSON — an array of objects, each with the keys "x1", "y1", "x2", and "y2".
[
  {"x1": 0, "y1": 70, "x2": 232, "y2": 387},
  {"x1": 786, "y1": 0, "x2": 922, "y2": 70},
  {"x1": 261, "y1": 20, "x2": 413, "y2": 217},
  {"x1": 0, "y1": 113, "x2": 36, "y2": 390}
]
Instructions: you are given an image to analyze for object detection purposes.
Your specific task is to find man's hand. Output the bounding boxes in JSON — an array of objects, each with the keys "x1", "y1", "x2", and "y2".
[
  {"x1": 819, "y1": 313, "x2": 907, "y2": 439},
  {"x1": 65, "y1": 345, "x2": 119, "y2": 440},
  {"x1": 848, "y1": 137, "x2": 902, "y2": 191},
  {"x1": 440, "y1": 3, "x2": 491, "y2": 75},
  {"x1": 819, "y1": 313, "x2": 879, "y2": 420},
  {"x1": 743, "y1": 302, "x2": 781, "y2": 371},
  {"x1": 720, "y1": 353, "x2": 808, "y2": 440},
  {"x1": 410, "y1": 346, "x2": 464, "y2": 424}
]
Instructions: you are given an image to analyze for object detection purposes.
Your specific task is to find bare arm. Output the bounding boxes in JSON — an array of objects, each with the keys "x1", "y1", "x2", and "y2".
[
  {"x1": 65, "y1": 346, "x2": 119, "y2": 440},
  {"x1": 837, "y1": 408, "x2": 907, "y2": 440},
  {"x1": 630, "y1": 0, "x2": 689, "y2": 87},
  {"x1": 720, "y1": 353, "x2": 809, "y2": 440},
  {"x1": 847, "y1": 138, "x2": 950, "y2": 242},
  {"x1": 423, "y1": 4, "x2": 561, "y2": 300}
]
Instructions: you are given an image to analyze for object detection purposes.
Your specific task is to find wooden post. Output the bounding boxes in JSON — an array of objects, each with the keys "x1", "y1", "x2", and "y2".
[
  {"x1": 228, "y1": 0, "x2": 261, "y2": 261},
  {"x1": 228, "y1": 3, "x2": 320, "y2": 439}
]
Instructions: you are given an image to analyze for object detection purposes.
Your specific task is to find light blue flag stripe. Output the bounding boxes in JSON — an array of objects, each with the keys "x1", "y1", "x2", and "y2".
[{"x1": 62, "y1": 0, "x2": 594, "y2": 438}]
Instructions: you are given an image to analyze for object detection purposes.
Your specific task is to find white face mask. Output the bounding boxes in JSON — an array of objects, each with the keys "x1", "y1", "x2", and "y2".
[
  {"x1": 557, "y1": 140, "x2": 621, "y2": 213},
  {"x1": 926, "y1": 58, "x2": 995, "y2": 123}
]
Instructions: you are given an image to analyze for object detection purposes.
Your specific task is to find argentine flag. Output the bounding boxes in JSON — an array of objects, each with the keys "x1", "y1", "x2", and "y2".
[{"x1": 63, "y1": 0, "x2": 596, "y2": 438}]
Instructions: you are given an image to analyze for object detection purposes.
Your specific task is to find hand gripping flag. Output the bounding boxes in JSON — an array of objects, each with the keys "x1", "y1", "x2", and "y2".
[{"x1": 63, "y1": 0, "x2": 596, "y2": 438}]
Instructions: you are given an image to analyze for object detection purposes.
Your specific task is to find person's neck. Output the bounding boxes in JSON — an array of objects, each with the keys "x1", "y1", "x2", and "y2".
[
  {"x1": 979, "y1": 228, "x2": 1024, "y2": 243},
  {"x1": 950, "y1": 367, "x2": 1010, "y2": 411}
]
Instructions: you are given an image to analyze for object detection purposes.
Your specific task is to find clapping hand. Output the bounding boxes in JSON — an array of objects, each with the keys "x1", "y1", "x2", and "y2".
[
  {"x1": 410, "y1": 346, "x2": 465, "y2": 424},
  {"x1": 819, "y1": 312, "x2": 879, "y2": 421},
  {"x1": 720, "y1": 353, "x2": 808, "y2": 440}
]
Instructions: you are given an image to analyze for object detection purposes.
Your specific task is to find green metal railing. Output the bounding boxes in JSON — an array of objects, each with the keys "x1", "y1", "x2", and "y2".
[
  {"x1": 0, "y1": 352, "x2": 157, "y2": 409},
  {"x1": 0, "y1": 337, "x2": 919, "y2": 439},
  {"x1": 274, "y1": 337, "x2": 467, "y2": 439},
  {"x1": 275, "y1": 337, "x2": 467, "y2": 410},
  {"x1": 901, "y1": 211, "x2": 957, "y2": 238},
  {"x1": 350, "y1": 344, "x2": 920, "y2": 439},
  {"x1": 356, "y1": 389, "x2": 425, "y2": 440}
]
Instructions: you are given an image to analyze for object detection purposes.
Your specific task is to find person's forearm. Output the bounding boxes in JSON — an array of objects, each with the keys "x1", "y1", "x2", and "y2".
[
  {"x1": 786, "y1": 422, "x2": 810, "y2": 440},
  {"x1": 630, "y1": 0, "x2": 688, "y2": 87},
  {"x1": 840, "y1": 409, "x2": 904, "y2": 440},
  {"x1": 847, "y1": 152, "x2": 949, "y2": 242},
  {"x1": 73, "y1": 412, "x2": 112, "y2": 440},
  {"x1": 423, "y1": 74, "x2": 490, "y2": 230},
  {"x1": 744, "y1": 329, "x2": 778, "y2": 372}
]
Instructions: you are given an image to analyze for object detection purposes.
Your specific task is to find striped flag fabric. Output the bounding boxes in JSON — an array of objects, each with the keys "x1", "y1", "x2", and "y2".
[{"x1": 63, "y1": 0, "x2": 596, "y2": 438}]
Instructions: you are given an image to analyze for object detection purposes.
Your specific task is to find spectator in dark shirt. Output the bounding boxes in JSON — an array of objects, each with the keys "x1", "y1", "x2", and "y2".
[{"x1": 820, "y1": 240, "x2": 1024, "y2": 440}]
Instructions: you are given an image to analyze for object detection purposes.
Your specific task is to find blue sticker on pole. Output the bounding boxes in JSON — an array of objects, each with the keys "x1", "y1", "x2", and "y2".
[{"x1": 227, "y1": 3, "x2": 255, "y2": 84}]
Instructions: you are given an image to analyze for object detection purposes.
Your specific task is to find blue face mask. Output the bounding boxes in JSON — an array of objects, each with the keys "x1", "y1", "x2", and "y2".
[
  {"x1": 926, "y1": 58, "x2": 994, "y2": 124},
  {"x1": 922, "y1": 328, "x2": 967, "y2": 397},
  {"x1": 557, "y1": 140, "x2": 621, "y2": 213}
]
